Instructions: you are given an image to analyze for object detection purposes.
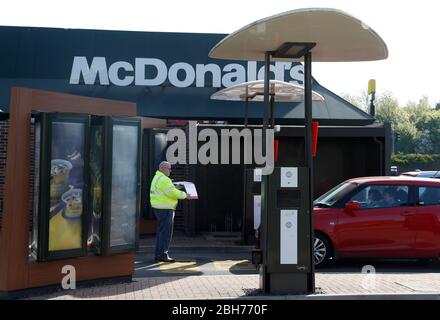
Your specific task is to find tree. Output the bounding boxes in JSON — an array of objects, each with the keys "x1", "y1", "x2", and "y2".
[
  {"x1": 342, "y1": 90, "x2": 439, "y2": 155},
  {"x1": 375, "y1": 92, "x2": 423, "y2": 154},
  {"x1": 404, "y1": 96, "x2": 432, "y2": 125},
  {"x1": 394, "y1": 121, "x2": 418, "y2": 153},
  {"x1": 375, "y1": 91, "x2": 408, "y2": 128},
  {"x1": 341, "y1": 90, "x2": 369, "y2": 113},
  {"x1": 414, "y1": 110, "x2": 440, "y2": 153}
]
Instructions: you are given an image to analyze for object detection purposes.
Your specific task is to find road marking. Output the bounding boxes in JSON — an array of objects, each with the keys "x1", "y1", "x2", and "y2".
[
  {"x1": 158, "y1": 260, "x2": 201, "y2": 273},
  {"x1": 213, "y1": 259, "x2": 255, "y2": 271}
]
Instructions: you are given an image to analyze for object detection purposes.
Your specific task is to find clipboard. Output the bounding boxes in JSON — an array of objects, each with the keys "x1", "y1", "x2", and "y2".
[{"x1": 174, "y1": 181, "x2": 199, "y2": 199}]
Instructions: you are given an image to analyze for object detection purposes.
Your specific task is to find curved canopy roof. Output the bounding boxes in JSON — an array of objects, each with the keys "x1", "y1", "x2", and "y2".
[
  {"x1": 209, "y1": 8, "x2": 388, "y2": 62},
  {"x1": 210, "y1": 80, "x2": 324, "y2": 102}
]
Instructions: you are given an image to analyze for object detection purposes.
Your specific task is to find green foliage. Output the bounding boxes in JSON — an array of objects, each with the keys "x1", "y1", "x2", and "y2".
[
  {"x1": 392, "y1": 153, "x2": 440, "y2": 172},
  {"x1": 376, "y1": 91, "x2": 407, "y2": 128},
  {"x1": 392, "y1": 153, "x2": 440, "y2": 166},
  {"x1": 341, "y1": 90, "x2": 369, "y2": 113},
  {"x1": 370, "y1": 92, "x2": 440, "y2": 154},
  {"x1": 394, "y1": 121, "x2": 418, "y2": 153}
]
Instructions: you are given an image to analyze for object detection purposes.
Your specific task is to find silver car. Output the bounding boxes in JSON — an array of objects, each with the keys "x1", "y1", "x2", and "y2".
[{"x1": 400, "y1": 170, "x2": 440, "y2": 178}]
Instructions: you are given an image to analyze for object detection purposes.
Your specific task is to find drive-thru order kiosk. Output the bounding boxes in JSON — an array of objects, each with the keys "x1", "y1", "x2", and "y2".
[
  {"x1": 209, "y1": 8, "x2": 388, "y2": 294},
  {"x1": 210, "y1": 81, "x2": 324, "y2": 287},
  {"x1": 211, "y1": 80, "x2": 324, "y2": 258}
]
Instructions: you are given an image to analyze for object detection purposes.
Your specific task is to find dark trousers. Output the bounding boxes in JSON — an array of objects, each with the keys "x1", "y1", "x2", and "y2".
[{"x1": 153, "y1": 209, "x2": 175, "y2": 259}]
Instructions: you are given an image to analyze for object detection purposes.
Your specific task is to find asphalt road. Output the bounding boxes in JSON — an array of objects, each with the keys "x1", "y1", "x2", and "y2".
[
  {"x1": 134, "y1": 251, "x2": 258, "y2": 278},
  {"x1": 319, "y1": 258, "x2": 440, "y2": 274},
  {"x1": 133, "y1": 251, "x2": 440, "y2": 278}
]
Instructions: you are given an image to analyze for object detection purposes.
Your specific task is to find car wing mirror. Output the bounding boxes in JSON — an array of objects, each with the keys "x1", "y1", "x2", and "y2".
[{"x1": 345, "y1": 201, "x2": 361, "y2": 213}]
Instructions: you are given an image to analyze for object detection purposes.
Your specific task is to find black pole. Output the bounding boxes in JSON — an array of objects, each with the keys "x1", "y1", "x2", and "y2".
[
  {"x1": 270, "y1": 94, "x2": 275, "y2": 128},
  {"x1": 263, "y1": 53, "x2": 270, "y2": 148},
  {"x1": 242, "y1": 97, "x2": 249, "y2": 245},
  {"x1": 304, "y1": 51, "x2": 315, "y2": 293},
  {"x1": 245, "y1": 97, "x2": 249, "y2": 128},
  {"x1": 369, "y1": 92, "x2": 376, "y2": 117},
  {"x1": 261, "y1": 51, "x2": 270, "y2": 292}
]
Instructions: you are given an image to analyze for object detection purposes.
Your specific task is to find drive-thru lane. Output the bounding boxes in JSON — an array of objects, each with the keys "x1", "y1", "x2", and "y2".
[
  {"x1": 134, "y1": 252, "x2": 258, "y2": 278},
  {"x1": 134, "y1": 251, "x2": 440, "y2": 278}
]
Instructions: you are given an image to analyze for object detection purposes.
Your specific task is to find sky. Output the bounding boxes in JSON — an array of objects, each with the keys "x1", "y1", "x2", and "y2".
[{"x1": 1, "y1": 0, "x2": 440, "y2": 106}]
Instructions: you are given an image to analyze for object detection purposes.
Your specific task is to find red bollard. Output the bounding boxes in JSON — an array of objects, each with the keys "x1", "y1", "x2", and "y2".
[{"x1": 312, "y1": 121, "x2": 319, "y2": 157}]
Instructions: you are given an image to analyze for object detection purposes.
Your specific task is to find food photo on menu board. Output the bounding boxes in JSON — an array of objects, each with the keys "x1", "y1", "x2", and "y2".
[
  {"x1": 88, "y1": 124, "x2": 103, "y2": 253},
  {"x1": 48, "y1": 122, "x2": 85, "y2": 252}
]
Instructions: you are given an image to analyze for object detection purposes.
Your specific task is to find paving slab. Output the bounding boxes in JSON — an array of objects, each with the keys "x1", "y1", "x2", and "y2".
[{"x1": 23, "y1": 271, "x2": 440, "y2": 300}]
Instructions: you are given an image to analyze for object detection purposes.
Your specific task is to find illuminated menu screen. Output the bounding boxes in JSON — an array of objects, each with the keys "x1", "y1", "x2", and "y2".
[
  {"x1": 109, "y1": 124, "x2": 139, "y2": 248},
  {"x1": 48, "y1": 121, "x2": 85, "y2": 252}
]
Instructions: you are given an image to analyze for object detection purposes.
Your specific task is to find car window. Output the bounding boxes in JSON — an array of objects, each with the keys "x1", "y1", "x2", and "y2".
[
  {"x1": 314, "y1": 182, "x2": 358, "y2": 207},
  {"x1": 419, "y1": 172, "x2": 435, "y2": 178},
  {"x1": 418, "y1": 186, "x2": 440, "y2": 206},
  {"x1": 350, "y1": 185, "x2": 409, "y2": 209}
]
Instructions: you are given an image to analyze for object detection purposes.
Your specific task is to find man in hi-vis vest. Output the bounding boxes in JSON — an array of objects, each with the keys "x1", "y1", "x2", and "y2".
[{"x1": 150, "y1": 161, "x2": 192, "y2": 262}]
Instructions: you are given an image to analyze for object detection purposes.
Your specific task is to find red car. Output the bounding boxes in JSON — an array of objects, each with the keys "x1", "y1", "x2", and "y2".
[{"x1": 313, "y1": 176, "x2": 440, "y2": 266}]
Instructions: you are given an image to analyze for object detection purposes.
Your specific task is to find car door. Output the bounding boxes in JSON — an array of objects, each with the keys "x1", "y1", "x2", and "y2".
[
  {"x1": 410, "y1": 185, "x2": 440, "y2": 257},
  {"x1": 335, "y1": 184, "x2": 417, "y2": 257}
]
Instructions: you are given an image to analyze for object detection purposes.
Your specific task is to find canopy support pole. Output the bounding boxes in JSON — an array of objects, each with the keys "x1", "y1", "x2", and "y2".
[
  {"x1": 270, "y1": 94, "x2": 275, "y2": 128},
  {"x1": 304, "y1": 51, "x2": 316, "y2": 293},
  {"x1": 244, "y1": 97, "x2": 249, "y2": 128}
]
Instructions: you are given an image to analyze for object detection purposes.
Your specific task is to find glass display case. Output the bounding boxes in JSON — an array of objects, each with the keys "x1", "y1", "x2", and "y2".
[
  {"x1": 35, "y1": 113, "x2": 91, "y2": 261},
  {"x1": 32, "y1": 113, "x2": 141, "y2": 261},
  {"x1": 87, "y1": 116, "x2": 104, "y2": 255},
  {"x1": 30, "y1": 117, "x2": 41, "y2": 261},
  {"x1": 101, "y1": 117, "x2": 141, "y2": 255}
]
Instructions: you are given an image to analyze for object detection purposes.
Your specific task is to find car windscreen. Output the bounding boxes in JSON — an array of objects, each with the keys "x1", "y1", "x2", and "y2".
[
  {"x1": 314, "y1": 182, "x2": 359, "y2": 207},
  {"x1": 420, "y1": 171, "x2": 440, "y2": 178}
]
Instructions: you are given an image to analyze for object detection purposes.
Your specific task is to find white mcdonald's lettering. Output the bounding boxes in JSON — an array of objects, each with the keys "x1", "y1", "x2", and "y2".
[{"x1": 69, "y1": 56, "x2": 304, "y2": 87}]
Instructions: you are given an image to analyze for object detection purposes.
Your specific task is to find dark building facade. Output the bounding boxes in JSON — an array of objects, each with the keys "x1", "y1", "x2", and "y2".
[{"x1": 0, "y1": 26, "x2": 389, "y2": 241}]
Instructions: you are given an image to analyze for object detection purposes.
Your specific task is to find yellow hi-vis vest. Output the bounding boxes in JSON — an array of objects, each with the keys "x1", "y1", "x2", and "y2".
[{"x1": 150, "y1": 170, "x2": 187, "y2": 210}]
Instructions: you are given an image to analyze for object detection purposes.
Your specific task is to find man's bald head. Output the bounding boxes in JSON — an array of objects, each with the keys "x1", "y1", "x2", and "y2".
[{"x1": 159, "y1": 161, "x2": 172, "y2": 176}]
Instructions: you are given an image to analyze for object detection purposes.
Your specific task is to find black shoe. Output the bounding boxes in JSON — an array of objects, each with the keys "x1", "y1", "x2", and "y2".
[{"x1": 155, "y1": 256, "x2": 175, "y2": 263}]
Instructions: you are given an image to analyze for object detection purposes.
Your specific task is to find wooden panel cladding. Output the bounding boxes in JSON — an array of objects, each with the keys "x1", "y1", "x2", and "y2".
[
  {"x1": 142, "y1": 117, "x2": 167, "y2": 129},
  {"x1": 28, "y1": 253, "x2": 135, "y2": 288},
  {"x1": 0, "y1": 88, "x2": 34, "y2": 290},
  {"x1": 22, "y1": 88, "x2": 137, "y2": 116},
  {"x1": 0, "y1": 87, "x2": 141, "y2": 292}
]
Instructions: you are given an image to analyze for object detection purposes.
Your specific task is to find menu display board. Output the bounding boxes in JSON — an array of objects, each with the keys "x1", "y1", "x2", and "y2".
[
  {"x1": 35, "y1": 114, "x2": 89, "y2": 261},
  {"x1": 101, "y1": 118, "x2": 141, "y2": 255},
  {"x1": 109, "y1": 125, "x2": 139, "y2": 248},
  {"x1": 33, "y1": 113, "x2": 141, "y2": 261},
  {"x1": 88, "y1": 119, "x2": 104, "y2": 254},
  {"x1": 49, "y1": 121, "x2": 86, "y2": 251}
]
